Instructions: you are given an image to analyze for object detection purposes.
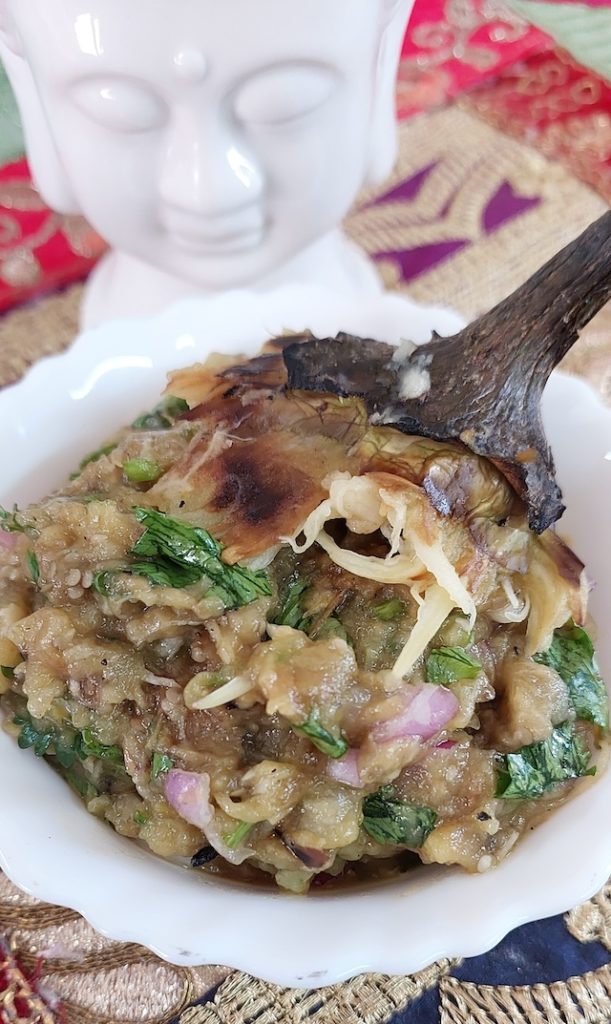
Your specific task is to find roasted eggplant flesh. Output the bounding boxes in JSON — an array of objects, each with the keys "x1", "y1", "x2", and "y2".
[{"x1": 0, "y1": 339, "x2": 606, "y2": 892}]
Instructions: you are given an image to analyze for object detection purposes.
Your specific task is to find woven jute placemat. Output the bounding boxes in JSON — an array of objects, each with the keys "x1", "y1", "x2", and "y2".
[{"x1": 0, "y1": 105, "x2": 609, "y2": 1024}]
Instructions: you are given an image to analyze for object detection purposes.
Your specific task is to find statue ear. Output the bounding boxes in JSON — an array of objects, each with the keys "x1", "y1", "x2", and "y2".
[
  {"x1": 365, "y1": 0, "x2": 413, "y2": 186},
  {"x1": 0, "y1": 4, "x2": 80, "y2": 213}
]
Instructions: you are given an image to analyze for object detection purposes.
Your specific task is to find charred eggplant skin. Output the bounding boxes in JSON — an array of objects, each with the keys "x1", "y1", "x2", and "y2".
[{"x1": 284, "y1": 210, "x2": 611, "y2": 534}]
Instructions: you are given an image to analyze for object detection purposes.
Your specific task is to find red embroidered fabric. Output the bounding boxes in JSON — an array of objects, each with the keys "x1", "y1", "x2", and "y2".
[{"x1": 0, "y1": 1, "x2": 608, "y2": 315}]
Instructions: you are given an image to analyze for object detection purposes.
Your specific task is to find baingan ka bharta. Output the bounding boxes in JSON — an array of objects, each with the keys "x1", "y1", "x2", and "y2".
[{"x1": 1, "y1": 213, "x2": 611, "y2": 892}]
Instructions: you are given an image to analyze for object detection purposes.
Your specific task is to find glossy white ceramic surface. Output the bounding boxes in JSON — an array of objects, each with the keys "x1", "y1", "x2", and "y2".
[
  {"x1": 0, "y1": 287, "x2": 609, "y2": 988},
  {"x1": 0, "y1": 0, "x2": 414, "y2": 325}
]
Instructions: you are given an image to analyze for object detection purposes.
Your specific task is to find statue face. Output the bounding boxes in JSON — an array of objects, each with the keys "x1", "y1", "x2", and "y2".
[{"x1": 4, "y1": 0, "x2": 412, "y2": 289}]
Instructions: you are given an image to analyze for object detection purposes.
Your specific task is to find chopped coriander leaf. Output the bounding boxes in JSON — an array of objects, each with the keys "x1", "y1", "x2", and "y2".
[
  {"x1": 27, "y1": 550, "x2": 40, "y2": 583},
  {"x1": 0, "y1": 505, "x2": 22, "y2": 532},
  {"x1": 496, "y1": 720, "x2": 596, "y2": 800},
  {"x1": 77, "y1": 728, "x2": 124, "y2": 766},
  {"x1": 133, "y1": 810, "x2": 151, "y2": 826},
  {"x1": 63, "y1": 767, "x2": 98, "y2": 802},
  {"x1": 294, "y1": 711, "x2": 348, "y2": 759},
  {"x1": 132, "y1": 396, "x2": 189, "y2": 431},
  {"x1": 314, "y1": 617, "x2": 352, "y2": 646},
  {"x1": 70, "y1": 442, "x2": 118, "y2": 479},
  {"x1": 12, "y1": 713, "x2": 127, "y2": 771},
  {"x1": 163, "y1": 396, "x2": 190, "y2": 418},
  {"x1": 426, "y1": 646, "x2": 481, "y2": 685},
  {"x1": 225, "y1": 821, "x2": 255, "y2": 849},
  {"x1": 123, "y1": 458, "x2": 162, "y2": 484},
  {"x1": 92, "y1": 570, "x2": 117, "y2": 597},
  {"x1": 17, "y1": 720, "x2": 53, "y2": 756},
  {"x1": 132, "y1": 412, "x2": 170, "y2": 431},
  {"x1": 131, "y1": 507, "x2": 271, "y2": 608},
  {"x1": 54, "y1": 739, "x2": 80, "y2": 770},
  {"x1": 0, "y1": 504, "x2": 34, "y2": 535},
  {"x1": 534, "y1": 622, "x2": 608, "y2": 731},
  {"x1": 129, "y1": 560, "x2": 197, "y2": 589},
  {"x1": 1, "y1": 665, "x2": 14, "y2": 679},
  {"x1": 373, "y1": 598, "x2": 406, "y2": 622},
  {"x1": 151, "y1": 752, "x2": 174, "y2": 780},
  {"x1": 362, "y1": 786, "x2": 437, "y2": 847},
  {"x1": 133, "y1": 412, "x2": 172, "y2": 431},
  {"x1": 270, "y1": 575, "x2": 310, "y2": 630},
  {"x1": 13, "y1": 713, "x2": 75, "y2": 764}
]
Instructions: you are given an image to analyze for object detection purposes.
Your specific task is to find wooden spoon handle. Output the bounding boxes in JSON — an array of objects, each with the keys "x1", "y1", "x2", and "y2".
[
  {"x1": 454, "y1": 208, "x2": 611, "y2": 381},
  {"x1": 284, "y1": 211, "x2": 611, "y2": 534}
]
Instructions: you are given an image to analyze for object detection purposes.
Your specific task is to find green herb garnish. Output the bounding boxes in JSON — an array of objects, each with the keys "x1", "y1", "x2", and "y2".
[
  {"x1": 362, "y1": 786, "x2": 437, "y2": 847},
  {"x1": 15, "y1": 716, "x2": 53, "y2": 757},
  {"x1": 131, "y1": 507, "x2": 271, "y2": 608},
  {"x1": 132, "y1": 396, "x2": 189, "y2": 431},
  {"x1": 13, "y1": 714, "x2": 123, "y2": 771},
  {"x1": 151, "y1": 752, "x2": 174, "y2": 780},
  {"x1": 426, "y1": 646, "x2": 481, "y2": 685},
  {"x1": 314, "y1": 617, "x2": 352, "y2": 645},
  {"x1": 123, "y1": 458, "x2": 162, "y2": 484},
  {"x1": 27, "y1": 550, "x2": 40, "y2": 583},
  {"x1": 64, "y1": 767, "x2": 98, "y2": 802},
  {"x1": 133, "y1": 810, "x2": 151, "y2": 826},
  {"x1": 293, "y1": 711, "x2": 348, "y2": 759},
  {"x1": 92, "y1": 570, "x2": 117, "y2": 597},
  {"x1": 225, "y1": 821, "x2": 255, "y2": 849},
  {"x1": 13, "y1": 714, "x2": 75, "y2": 766},
  {"x1": 70, "y1": 442, "x2": 118, "y2": 479},
  {"x1": 373, "y1": 598, "x2": 406, "y2": 622},
  {"x1": 271, "y1": 575, "x2": 310, "y2": 630},
  {"x1": 1, "y1": 665, "x2": 14, "y2": 679},
  {"x1": 77, "y1": 728, "x2": 124, "y2": 766},
  {"x1": 0, "y1": 504, "x2": 34, "y2": 535},
  {"x1": 534, "y1": 622, "x2": 608, "y2": 731},
  {"x1": 496, "y1": 720, "x2": 596, "y2": 800}
]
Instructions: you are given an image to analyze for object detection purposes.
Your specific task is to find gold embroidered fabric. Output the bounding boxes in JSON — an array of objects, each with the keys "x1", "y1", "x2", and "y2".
[
  {"x1": 347, "y1": 107, "x2": 607, "y2": 320},
  {"x1": 0, "y1": 103, "x2": 610, "y2": 1024},
  {"x1": 566, "y1": 881, "x2": 611, "y2": 952},
  {"x1": 439, "y1": 965, "x2": 611, "y2": 1024},
  {"x1": 176, "y1": 963, "x2": 458, "y2": 1024}
]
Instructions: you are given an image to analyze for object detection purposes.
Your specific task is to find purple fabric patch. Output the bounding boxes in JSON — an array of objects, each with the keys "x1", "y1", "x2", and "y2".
[
  {"x1": 374, "y1": 240, "x2": 468, "y2": 283},
  {"x1": 483, "y1": 181, "x2": 540, "y2": 233},
  {"x1": 368, "y1": 162, "x2": 438, "y2": 207}
]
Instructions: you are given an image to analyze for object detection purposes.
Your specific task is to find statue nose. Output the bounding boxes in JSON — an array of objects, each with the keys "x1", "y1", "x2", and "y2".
[{"x1": 158, "y1": 107, "x2": 264, "y2": 218}]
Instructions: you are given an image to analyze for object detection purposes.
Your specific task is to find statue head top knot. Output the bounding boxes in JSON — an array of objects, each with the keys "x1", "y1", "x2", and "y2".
[{"x1": 0, "y1": 0, "x2": 414, "y2": 325}]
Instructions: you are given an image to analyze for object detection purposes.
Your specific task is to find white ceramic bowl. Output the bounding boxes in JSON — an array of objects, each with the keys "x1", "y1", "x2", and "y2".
[{"x1": 0, "y1": 285, "x2": 610, "y2": 988}]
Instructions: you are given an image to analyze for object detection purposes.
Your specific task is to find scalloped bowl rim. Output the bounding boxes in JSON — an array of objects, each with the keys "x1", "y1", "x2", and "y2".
[{"x1": 0, "y1": 284, "x2": 609, "y2": 988}]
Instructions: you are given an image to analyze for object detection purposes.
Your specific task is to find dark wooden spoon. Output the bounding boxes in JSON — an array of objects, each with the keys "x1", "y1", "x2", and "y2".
[{"x1": 283, "y1": 210, "x2": 611, "y2": 533}]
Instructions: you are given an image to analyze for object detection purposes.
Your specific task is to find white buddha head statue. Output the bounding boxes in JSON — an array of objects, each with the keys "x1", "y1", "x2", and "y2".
[{"x1": 0, "y1": 0, "x2": 414, "y2": 321}]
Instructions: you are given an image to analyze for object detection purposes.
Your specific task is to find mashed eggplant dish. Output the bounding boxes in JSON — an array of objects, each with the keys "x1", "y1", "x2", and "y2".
[{"x1": 0, "y1": 336, "x2": 607, "y2": 892}]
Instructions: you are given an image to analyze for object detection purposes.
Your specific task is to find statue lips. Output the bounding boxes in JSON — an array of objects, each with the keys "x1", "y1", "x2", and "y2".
[
  {"x1": 169, "y1": 226, "x2": 267, "y2": 256},
  {"x1": 162, "y1": 210, "x2": 268, "y2": 256}
]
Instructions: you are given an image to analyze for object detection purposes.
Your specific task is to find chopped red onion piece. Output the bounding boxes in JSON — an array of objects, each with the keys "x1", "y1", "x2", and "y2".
[
  {"x1": 164, "y1": 770, "x2": 213, "y2": 830},
  {"x1": 373, "y1": 683, "x2": 459, "y2": 743},
  {"x1": 327, "y1": 748, "x2": 362, "y2": 788}
]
